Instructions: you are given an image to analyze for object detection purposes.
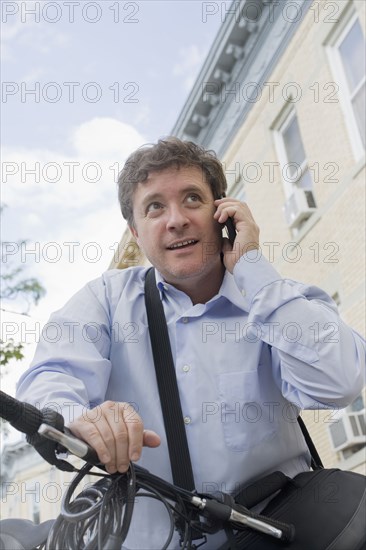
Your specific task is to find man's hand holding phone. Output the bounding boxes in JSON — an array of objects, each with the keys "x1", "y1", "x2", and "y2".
[{"x1": 214, "y1": 197, "x2": 260, "y2": 273}]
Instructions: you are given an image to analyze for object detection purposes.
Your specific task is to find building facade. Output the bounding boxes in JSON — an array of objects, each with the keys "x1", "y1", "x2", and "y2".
[{"x1": 0, "y1": 436, "x2": 91, "y2": 522}]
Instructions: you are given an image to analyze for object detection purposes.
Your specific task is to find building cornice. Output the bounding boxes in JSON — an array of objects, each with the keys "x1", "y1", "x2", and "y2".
[{"x1": 171, "y1": 0, "x2": 311, "y2": 156}]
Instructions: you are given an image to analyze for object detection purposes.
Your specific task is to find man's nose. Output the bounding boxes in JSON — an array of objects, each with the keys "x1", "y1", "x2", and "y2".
[{"x1": 166, "y1": 206, "x2": 190, "y2": 231}]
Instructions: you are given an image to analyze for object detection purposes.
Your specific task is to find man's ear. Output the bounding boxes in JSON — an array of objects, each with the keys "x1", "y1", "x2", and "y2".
[{"x1": 129, "y1": 224, "x2": 139, "y2": 244}]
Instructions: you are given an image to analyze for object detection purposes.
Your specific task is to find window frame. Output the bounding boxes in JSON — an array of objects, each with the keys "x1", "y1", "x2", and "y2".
[
  {"x1": 273, "y1": 108, "x2": 312, "y2": 199},
  {"x1": 325, "y1": 9, "x2": 366, "y2": 161}
]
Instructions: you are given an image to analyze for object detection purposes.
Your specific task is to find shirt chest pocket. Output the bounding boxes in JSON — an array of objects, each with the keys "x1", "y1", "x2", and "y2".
[{"x1": 217, "y1": 370, "x2": 277, "y2": 452}]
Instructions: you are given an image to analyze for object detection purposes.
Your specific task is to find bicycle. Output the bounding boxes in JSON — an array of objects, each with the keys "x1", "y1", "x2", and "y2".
[{"x1": 0, "y1": 391, "x2": 294, "y2": 549}]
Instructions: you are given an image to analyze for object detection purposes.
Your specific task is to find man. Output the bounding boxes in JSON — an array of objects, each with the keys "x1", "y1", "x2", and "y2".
[{"x1": 17, "y1": 137, "x2": 365, "y2": 548}]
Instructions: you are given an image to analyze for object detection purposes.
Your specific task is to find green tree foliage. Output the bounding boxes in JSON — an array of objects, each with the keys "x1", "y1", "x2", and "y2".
[
  {"x1": 1, "y1": 267, "x2": 45, "y2": 305},
  {"x1": 0, "y1": 340, "x2": 24, "y2": 367}
]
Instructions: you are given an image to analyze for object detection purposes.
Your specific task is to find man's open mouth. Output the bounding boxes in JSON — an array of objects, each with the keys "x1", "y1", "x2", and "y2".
[{"x1": 167, "y1": 239, "x2": 198, "y2": 250}]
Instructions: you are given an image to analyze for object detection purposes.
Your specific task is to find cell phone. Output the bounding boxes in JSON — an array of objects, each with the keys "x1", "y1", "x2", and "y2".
[
  {"x1": 225, "y1": 217, "x2": 236, "y2": 246},
  {"x1": 218, "y1": 193, "x2": 236, "y2": 245}
]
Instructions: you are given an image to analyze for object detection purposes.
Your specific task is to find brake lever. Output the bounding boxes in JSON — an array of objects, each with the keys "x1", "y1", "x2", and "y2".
[{"x1": 38, "y1": 423, "x2": 104, "y2": 469}]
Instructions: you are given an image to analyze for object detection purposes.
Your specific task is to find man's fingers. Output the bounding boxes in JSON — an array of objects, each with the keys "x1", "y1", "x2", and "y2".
[
  {"x1": 214, "y1": 198, "x2": 260, "y2": 273},
  {"x1": 214, "y1": 198, "x2": 256, "y2": 224},
  {"x1": 69, "y1": 401, "x2": 159, "y2": 474},
  {"x1": 214, "y1": 203, "x2": 240, "y2": 224},
  {"x1": 143, "y1": 429, "x2": 161, "y2": 448},
  {"x1": 121, "y1": 404, "x2": 144, "y2": 463},
  {"x1": 69, "y1": 417, "x2": 113, "y2": 466}
]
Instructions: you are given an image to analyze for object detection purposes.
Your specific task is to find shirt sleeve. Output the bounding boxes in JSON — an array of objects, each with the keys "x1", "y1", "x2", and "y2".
[
  {"x1": 16, "y1": 279, "x2": 112, "y2": 425},
  {"x1": 233, "y1": 250, "x2": 366, "y2": 409}
]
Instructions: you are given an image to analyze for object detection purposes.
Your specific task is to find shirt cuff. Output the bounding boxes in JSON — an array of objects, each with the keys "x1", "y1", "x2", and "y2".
[{"x1": 232, "y1": 249, "x2": 283, "y2": 305}]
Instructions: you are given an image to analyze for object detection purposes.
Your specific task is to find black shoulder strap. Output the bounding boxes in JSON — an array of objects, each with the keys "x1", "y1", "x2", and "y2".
[
  {"x1": 297, "y1": 415, "x2": 324, "y2": 469},
  {"x1": 144, "y1": 267, "x2": 196, "y2": 490}
]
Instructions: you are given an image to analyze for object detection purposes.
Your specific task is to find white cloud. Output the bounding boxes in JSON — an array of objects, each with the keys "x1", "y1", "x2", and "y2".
[
  {"x1": 31, "y1": 204, "x2": 127, "y2": 320},
  {"x1": 72, "y1": 117, "x2": 145, "y2": 159},
  {"x1": 2, "y1": 117, "x2": 146, "y2": 209},
  {"x1": 1, "y1": 116, "x2": 144, "y2": 322}
]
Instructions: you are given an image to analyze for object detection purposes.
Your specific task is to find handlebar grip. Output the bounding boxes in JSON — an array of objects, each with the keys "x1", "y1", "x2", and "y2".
[
  {"x1": 233, "y1": 505, "x2": 295, "y2": 543},
  {"x1": 44, "y1": 425, "x2": 103, "y2": 468}
]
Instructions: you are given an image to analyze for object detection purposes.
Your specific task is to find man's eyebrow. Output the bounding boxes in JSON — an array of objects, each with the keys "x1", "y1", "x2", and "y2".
[
  {"x1": 140, "y1": 192, "x2": 164, "y2": 209},
  {"x1": 140, "y1": 185, "x2": 207, "y2": 208},
  {"x1": 182, "y1": 185, "x2": 206, "y2": 195}
]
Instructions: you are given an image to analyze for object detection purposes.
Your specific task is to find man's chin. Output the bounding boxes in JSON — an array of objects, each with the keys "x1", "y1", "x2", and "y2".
[
  {"x1": 161, "y1": 259, "x2": 220, "y2": 284},
  {"x1": 164, "y1": 267, "x2": 203, "y2": 282}
]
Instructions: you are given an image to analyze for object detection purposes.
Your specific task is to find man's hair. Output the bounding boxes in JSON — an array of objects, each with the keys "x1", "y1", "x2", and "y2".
[{"x1": 117, "y1": 136, "x2": 227, "y2": 226}]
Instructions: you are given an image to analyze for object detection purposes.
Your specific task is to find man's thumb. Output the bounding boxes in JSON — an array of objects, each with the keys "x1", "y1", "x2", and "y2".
[{"x1": 143, "y1": 429, "x2": 161, "y2": 448}]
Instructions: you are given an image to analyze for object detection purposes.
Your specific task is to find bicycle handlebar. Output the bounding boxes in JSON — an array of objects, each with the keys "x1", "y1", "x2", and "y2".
[{"x1": 0, "y1": 391, "x2": 295, "y2": 548}]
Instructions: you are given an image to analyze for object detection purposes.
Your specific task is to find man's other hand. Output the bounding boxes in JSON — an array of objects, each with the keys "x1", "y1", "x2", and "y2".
[{"x1": 69, "y1": 401, "x2": 161, "y2": 473}]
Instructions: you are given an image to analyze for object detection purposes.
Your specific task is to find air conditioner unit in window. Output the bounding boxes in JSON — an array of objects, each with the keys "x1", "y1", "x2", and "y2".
[
  {"x1": 327, "y1": 410, "x2": 366, "y2": 452},
  {"x1": 283, "y1": 188, "x2": 317, "y2": 228}
]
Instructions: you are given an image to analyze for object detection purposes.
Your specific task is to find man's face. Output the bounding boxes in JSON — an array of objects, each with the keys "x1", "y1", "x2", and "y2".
[{"x1": 130, "y1": 166, "x2": 223, "y2": 289}]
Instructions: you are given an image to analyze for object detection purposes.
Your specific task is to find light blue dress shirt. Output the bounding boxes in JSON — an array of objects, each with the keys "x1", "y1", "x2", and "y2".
[{"x1": 16, "y1": 252, "x2": 365, "y2": 549}]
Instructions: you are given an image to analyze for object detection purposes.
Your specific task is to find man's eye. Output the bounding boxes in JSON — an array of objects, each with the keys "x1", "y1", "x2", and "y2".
[
  {"x1": 146, "y1": 202, "x2": 162, "y2": 213},
  {"x1": 186, "y1": 194, "x2": 200, "y2": 204}
]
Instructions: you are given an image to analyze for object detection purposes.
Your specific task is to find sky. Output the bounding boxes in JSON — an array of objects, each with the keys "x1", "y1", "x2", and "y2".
[{"x1": 1, "y1": 0, "x2": 231, "y2": 397}]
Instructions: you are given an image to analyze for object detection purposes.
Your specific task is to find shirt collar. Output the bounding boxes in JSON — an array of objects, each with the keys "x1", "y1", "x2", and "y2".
[
  {"x1": 218, "y1": 269, "x2": 249, "y2": 311},
  {"x1": 154, "y1": 267, "x2": 248, "y2": 312}
]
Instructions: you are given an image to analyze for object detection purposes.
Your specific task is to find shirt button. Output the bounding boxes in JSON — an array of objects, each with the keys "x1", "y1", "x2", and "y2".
[
  {"x1": 241, "y1": 289, "x2": 246, "y2": 297},
  {"x1": 182, "y1": 317, "x2": 189, "y2": 323},
  {"x1": 182, "y1": 365, "x2": 190, "y2": 373},
  {"x1": 184, "y1": 416, "x2": 191, "y2": 424}
]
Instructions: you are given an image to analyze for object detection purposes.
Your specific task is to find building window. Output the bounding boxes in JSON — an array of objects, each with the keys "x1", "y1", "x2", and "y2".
[
  {"x1": 274, "y1": 109, "x2": 316, "y2": 231},
  {"x1": 327, "y1": 10, "x2": 366, "y2": 159},
  {"x1": 281, "y1": 114, "x2": 313, "y2": 191}
]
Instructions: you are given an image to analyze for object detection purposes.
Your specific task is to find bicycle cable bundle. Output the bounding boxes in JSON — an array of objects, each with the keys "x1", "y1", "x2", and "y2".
[
  {"x1": 46, "y1": 461, "x2": 209, "y2": 550},
  {"x1": 44, "y1": 460, "x2": 295, "y2": 550}
]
